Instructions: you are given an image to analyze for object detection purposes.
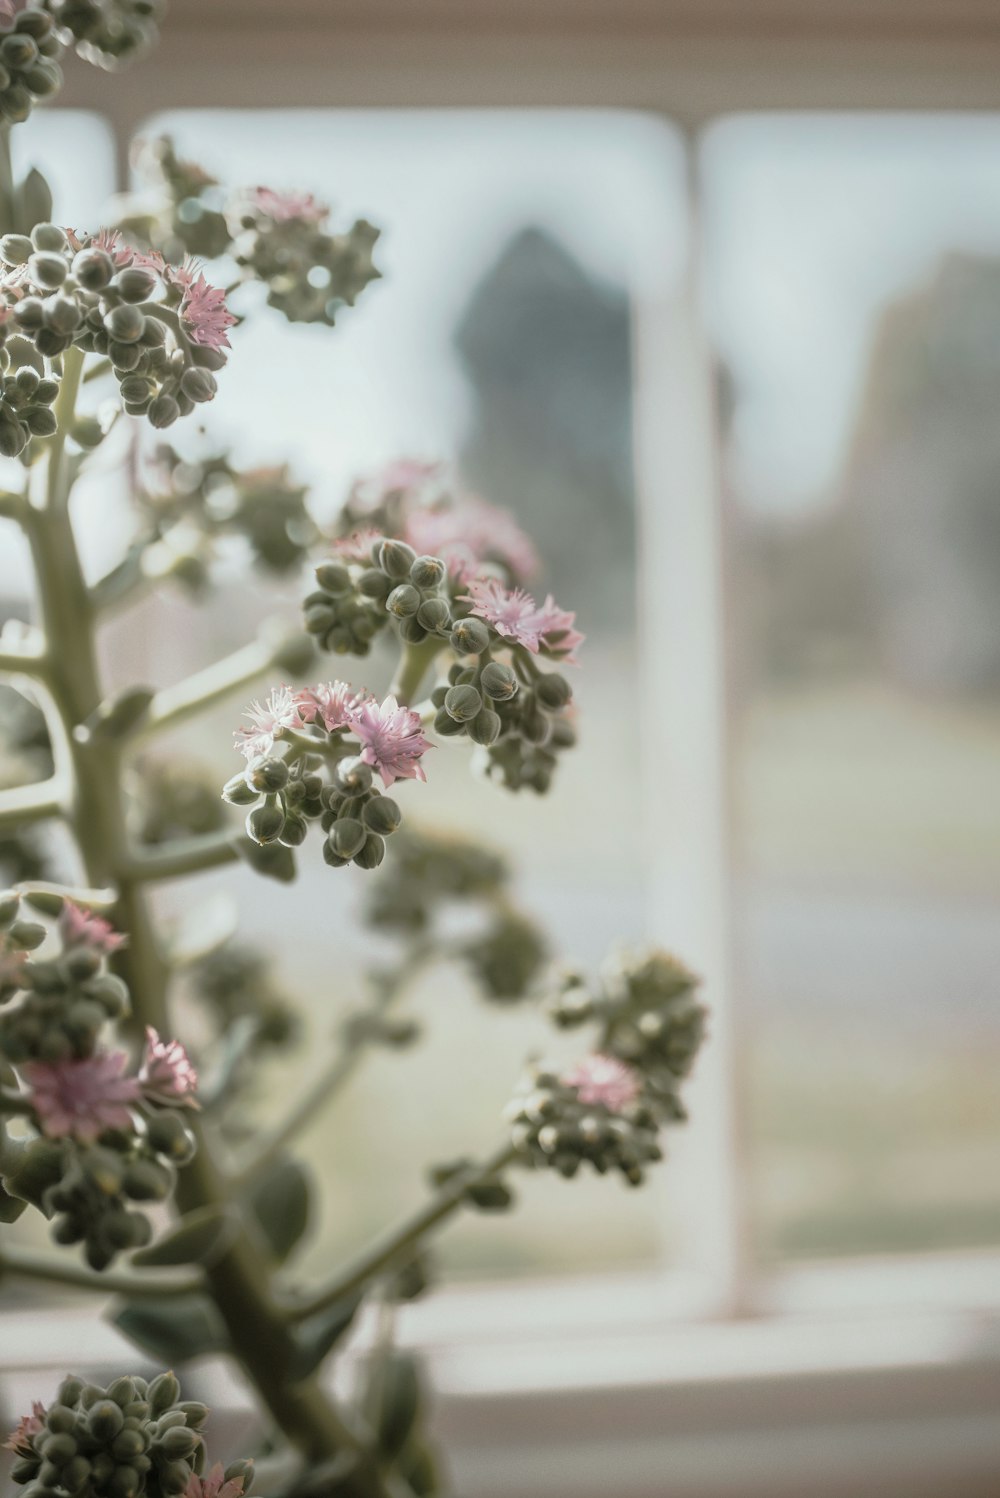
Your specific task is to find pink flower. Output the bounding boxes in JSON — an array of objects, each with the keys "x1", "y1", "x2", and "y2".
[
  {"x1": 294, "y1": 681, "x2": 369, "y2": 733},
  {"x1": 348, "y1": 694, "x2": 431, "y2": 788},
  {"x1": 562, "y1": 1054, "x2": 642, "y2": 1113},
  {"x1": 4, "y1": 1403, "x2": 45, "y2": 1456},
  {"x1": 92, "y1": 228, "x2": 134, "y2": 268},
  {"x1": 22, "y1": 1052, "x2": 141, "y2": 1143},
  {"x1": 349, "y1": 458, "x2": 444, "y2": 515},
  {"x1": 184, "y1": 1464, "x2": 248, "y2": 1498},
  {"x1": 60, "y1": 901, "x2": 126, "y2": 955},
  {"x1": 404, "y1": 497, "x2": 540, "y2": 585},
  {"x1": 178, "y1": 270, "x2": 236, "y2": 351},
  {"x1": 329, "y1": 526, "x2": 383, "y2": 564},
  {"x1": 140, "y1": 1027, "x2": 199, "y2": 1108},
  {"x1": 235, "y1": 685, "x2": 303, "y2": 760},
  {"x1": 247, "y1": 186, "x2": 328, "y2": 225},
  {"x1": 461, "y1": 579, "x2": 584, "y2": 662}
]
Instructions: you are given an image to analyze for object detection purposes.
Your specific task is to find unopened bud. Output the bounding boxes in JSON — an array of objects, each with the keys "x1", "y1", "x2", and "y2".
[
  {"x1": 377, "y1": 539, "x2": 417, "y2": 579},
  {"x1": 410, "y1": 554, "x2": 446, "y2": 589},
  {"x1": 480, "y1": 661, "x2": 518, "y2": 700},
  {"x1": 444, "y1": 683, "x2": 483, "y2": 722},
  {"x1": 363, "y1": 795, "x2": 401, "y2": 835}
]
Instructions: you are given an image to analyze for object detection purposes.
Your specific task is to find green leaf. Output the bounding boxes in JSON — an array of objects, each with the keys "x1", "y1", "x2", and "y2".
[
  {"x1": 370, "y1": 1352, "x2": 421, "y2": 1464},
  {"x1": 290, "y1": 1292, "x2": 362, "y2": 1380},
  {"x1": 18, "y1": 168, "x2": 52, "y2": 233},
  {"x1": 0, "y1": 1180, "x2": 28, "y2": 1224},
  {"x1": 246, "y1": 1157, "x2": 312, "y2": 1264},
  {"x1": 112, "y1": 1293, "x2": 228, "y2": 1366},
  {"x1": 132, "y1": 1204, "x2": 238, "y2": 1268},
  {"x1": 20, "y1": 889, "x2": 65, "y2": 918}
]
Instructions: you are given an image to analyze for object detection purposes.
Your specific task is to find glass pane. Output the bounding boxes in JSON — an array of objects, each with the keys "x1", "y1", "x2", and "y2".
[
  {"x1": 702, "y1": 115, "x2": 1000, "y2": 1261},
  {"x1": 96, "y1": 109, "x2": 689, "y2": 1279}
]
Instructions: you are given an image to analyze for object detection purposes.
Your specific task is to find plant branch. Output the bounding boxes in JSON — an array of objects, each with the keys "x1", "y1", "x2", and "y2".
[
  {"x1": 134, "y1": 635, "x2": 298, "y2": 743},
  {"x1": 124, "y1": 829, "x2": 241, "y2": 884},
  {"x1": 389, "y1": 638, "x2": 444, "y2": 707},
  {"x1": 14, "y1": 879, "x2": 117, "y2": 910},
  {"x1": 287, "y1": 1143, "x2": 518, "y2": 1322},
  {"x1": 0, "y1": 777, "x2": 65, "y2": 832},
  {"x1": 0, "y1": 638, "x2": 48, "y2": 678},
  {"x1": 0, "y1": 1243, "x2": 202, "y2": 1298}
]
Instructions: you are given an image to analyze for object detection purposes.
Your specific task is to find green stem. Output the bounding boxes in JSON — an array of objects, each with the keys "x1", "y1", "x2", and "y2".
[
  {"x1": 124, "y1": 830, "x2": 241, "y2": 884},
  {"x1": 0, "y1": 1244, "x2": 201, "y2": 1298},
  {"x1": 388, "y1": 639, "x2": 443, "y2": 707},
  {"x1": 0, "y1": 777, "x2": 65, "y2": 832},
  {"x1": 0, "y1": 638, "x2": 48, "y2": 677},
  {"x1": 14, "y1": 879, "x2": 116, "y2": 910},
  {"x1": 288, "y1": 1144, "x2": 517, "y2": 1323},
  {"x1": 135, "y1": 635, "x2": 297, "y2": 743}
]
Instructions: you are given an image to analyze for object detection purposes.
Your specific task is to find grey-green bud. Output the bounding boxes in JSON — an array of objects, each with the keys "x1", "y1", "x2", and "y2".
[
  {"x1": 246, "y1": 802, "x2": 285, "y2": 844},
  {"x1": 416, "y1": 597, "x2": 451, "y2": 631},
  {"x1": 450, "y1": 616, "x2": 491, "y2": 655},
  {"x1": 444, "y1": 683, "x2": 483, "y2": 722},
  {"x1": 363, "y1": 795, "x2": 401, "y2": 835},
  {"x1": 327, "y1": 817, "x2": 366, "y2": 860},
  {"x1": 480, "y1": 661, "x2": 518, "y2": 700},
  {"x1": 410, "y1": 554, "x2": 446, "y2": 589},
  {"x1": 377, "y1": 539, "x2": 417, "y2": 579},
  {"x1": 386, "y1": 582, "x2": 420, "y2": 618},
  {"x1": 535, "y1": 672, "x2": 572, "y2": 709},
  {"x1": 468, "y1": 707, "x2": 502, "y2": 746},
  {"x1": 353, "y1": 832, "x2": 385, "y2": 870}
]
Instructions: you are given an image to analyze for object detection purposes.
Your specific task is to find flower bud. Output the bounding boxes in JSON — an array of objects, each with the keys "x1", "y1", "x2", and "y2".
[
  {"x1": 315, "y1": 561, "x2": 351, "y2": 593},
  {"x1": 416, "y1": 597, "x2": 451, "y2": 632},
  {"x1": 118, "y1": 375, "x2": 152, "y2": 406},
  {"x1": 353, "y1": 832, "x2": 385, "y2": 870},
  {"x1": 480, "y1": 661, "x2": 518, "y2": 700},
  {"x1": 248, "y1": 757, "x2": 288, "y2": 793},
  {"x1": 31, "y1": 223, "x2": 65, "y2": 253},
  {"x1": 386, "y1": 582, "x2": 420, "y2": 618},
  {"x1": 377, "y1": 538, "x2": 417, "y2": 579},
  {"x1": 148, "y1": 1373, "x2": 181, "y2": 1417},
  {"x1": 333, "y1": 756, "x2": 372, "y2": 794},
  {"x1": 222, "y1": 771, "x2": 259, "y2": 806},
  {"x1": 450, "y1": 617, "x2": 490, "y2": 655},
  {"x1": 147, "y1": 394, "x2": 180, "y2": 429},
  {"x1": 73, "y1": 248, "x2": 113, "y2": 289},
  {"x1": 0, "y1": 232, "x2": 32, "y2": 265},
  {"x1": 279, "y1": 814, "x2": 308, "y2": 847},
  {"x1": 433, "y1": 707, "x2": 465, "y2": 737},
  {"x1": 363, "y1": 795, "x2": 401, "y2": 835},
  {"x1": 535, "y1": 672, "x2": 572, "y2": 709},
  {"x1": 327, "y1": 816, "x2": 366, "y2": 860},
  {"x1": 112, "y1": 267, "x2": 157, "y2": 303},
  {"x1": 25, "y1": 407, "x2": 57, "y2": 436},
  {"x1": 87, "y1": 1401, "x2": 125, "y2": 1441},
  {"x1": 180, "y1": 367, "x2": 217, "y2": 404},
  {"x1": 28, "y1": 251, "x2": 66, "y2": 289},
  {"x1": 397, "y1": 615, "x2": 428, "y2": 644},
  {"x1": 104, "y1": 304, "x2": 145, "y2": 344},
  {"x1": 246, "y1": 802, "x2": 285, "y2": 844},
  {"x1": 444, "y1": 683, "x2": 483, "y2": 722},
  {"x1": 410, "y1": 554, "x2": 446, "y2": 589},
  {"x1": 468, "y1": 707, "x2": 501, "y2": 746}
]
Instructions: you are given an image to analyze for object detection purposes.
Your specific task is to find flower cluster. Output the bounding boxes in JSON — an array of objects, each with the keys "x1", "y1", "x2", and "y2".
[
  {"x1": 223, "y1": 683, "x2": 430, "y2": 873},
  {"x1": 0, "y1": 222, "x2": 232, "y2": 445},
  {"x1": 506, "y1": 1056, "x2": 663, "y2": 1185},
  {"x1": 50, "y1": 0, "x2": 164, "y2": 69},
  {"x1": 338, "y1": 456, "x2": 540, "y2": 587},
  {"x1": 0, "y1": 892, "x2": 198, "y2": 1269},
  {"x1": 6, "y1": 1371, "x2": 253, "y2": 1498},
  {"x1": 138, "y1": 445, "x2": 320, "y2": 581},
  {"x1": 548, "y1": 949, "x2": 707, "y2": 1116},
  {"x1": 190, "y1": 940, "x2": 299, "y2": 1054},
  {"x1": 303, "y1": 537, "x2": 456, "y2": 658},
  {"x1": 0, "y1": 3, "x2": 62, "y2": 124}
]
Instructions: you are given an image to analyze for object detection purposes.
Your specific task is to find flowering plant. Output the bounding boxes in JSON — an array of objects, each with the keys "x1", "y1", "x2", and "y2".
[{"x1": 0, "y1": 8, "x2": 707, "y2": 1497}]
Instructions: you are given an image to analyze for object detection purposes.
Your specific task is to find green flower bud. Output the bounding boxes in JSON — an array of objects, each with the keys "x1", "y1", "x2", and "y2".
[
  {"x1": 433, "y1": 706, "x2": 466, "y2": 737},
  {"x1": 110, "y1": 340, "x2": 142, "y2": 371},
  {"x1": 386, "y1": 582, "x2": 420, "y2": 618},
  {"x1": 279, "y1": 813, "x2": 308, "y2": 847},
  {"x1": 377, "y1": 538, "x2": 417, "y2": 579},
  {"x1": 8, "y1": 918, "x2": 44, "y2": 948},
  {"x1": 147, "y1": 1372, "x2": 182, "y2": 1417},
  {"x1": 398, "y1": 616, "x2": 428, "y2": 644},
  {"x1": 73, "y1": 248, "x2": 114, "y2": 289},
  {"x1": 145, "y1": 1111, "x2": 196, "y2": 1164},
  {"x1": 147, "y1": 394, "x2": 180, "y2": 429},
  {"x1": 480, "y1": 661, "x2": 519, "y2": 700},
  {"x1": 35, "y1": 326, "x2": 71, "y2": 357},
  {"x1": 328, "y1": 816, "x2": 366, "y2": 860},
  {"x1": 160, "y1": 1426, "x2": 199, "y2": 1460},
  {"x1": 315, "y1": 560, "x2": 351, "y2": 592},
  {"x1": 180, "y1": 367, "x2": 217, "y2": 404},
  {"x1": 353, "y1": 832, "x2": 385, "y2": 870},
  {"x1": 0, "y1": 232, "x2": 32, "y2": 265},
  {"x1": 222, "y1": 771, "x2": 259, "y2": 806},
  {"x1": 30, "y1": 222, "x2": 65, "y2": 253},
  {"x1": 118, "y1": 374, "x2": 152, "y2": 406},
  {"x1": 444, "y1": 683, "x2": 483, "y2": 722},
  {"x1": 104, "y1": 304, "x2": 145, "y2": 344},
  {"x1": 112, "y1": 266, "x2": 157, "y2": 303},
  {"x1": 88, "y1": 1400, "x2": 125, "y2": 1441},
  {"x1": 416, "y1": 596, "x2": 451, "y2": 631},
  {"x1": 40, "y1": 1431, "x2": 78, "y2": 1466},
  {"x1": 358, "y1": 567, "x2": 391, "y2": 600},
  {"x1": 24, "y1": 406, "x2": 56, "y2": 436},
  {"x1": 410, "y1": 554, "x2": 446, "y2": 589},
  {"x1": 363, "y1": 795, "x2": 401, "y2": 835},
  {"x1": 468, "y1": 707, "x2": 502, "y2": 746},
  {"x1": 333, "y1": 756, "x2": 373, "y2": 794},
  {"x1": 123, "y1": 1159, "x2": 173, "y2": 1202},
  {"x1": 248, "y1": 757, "x2": 288, "y2": 793},
  {"x1": 450, "y1": 616, "x2": 491, "y2": 655},
  {"x1": 246, "y1": 801, "x2": 285, "y2": 845},
  {"x1": 29, "y1": 251, "x2": 66, "y2": 289},
  {"x1": 535, "y1": 672, "x2": 572, "y2": 709}
]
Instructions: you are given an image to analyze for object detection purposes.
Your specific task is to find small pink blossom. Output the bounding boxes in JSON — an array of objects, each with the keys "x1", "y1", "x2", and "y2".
[
  {"x1": 247, "y1": 186, "x2": 328, "y2": 225},
  {"x1": 60, "y1": 901, "x2": 126, "y2": 956},
  {"x1": 562, "y1": 1054, "x2": 642, "y2": 1113},
  {"x1": 140, "y1": 1027, "x2": 199, "y2": 1108},
  {"x1": 235, "y1": 685, "x2": 303, "y2": 760},
  {"x1": 295, "y1": 681, "x2": 369, "y2": 733},
  {"x1": 329, "y1": 527, "x2": 384, "y2": 564},
  {"x1": 348, "y1": 694, "x2": 431, "y2": 788},
  {"x1": 404, "y1": 497, "x2": 540, "y2": 585},
  {"x1": 349, "y1": 458, "x2": 444, "y2": 515},
  {"x1": 461, "y1": 578, "x2": 584, "y2": 662},
  {"x1": 179, "y1": 270, "x2": 236, "y2": 351},
  {"x1": 92, "y1": 227, "x2": 134, "y2": 267},
  {"x1": 184, "y1": 1464, "x2": 248, "y2": 1498},
  {"x1": 4, "y1": 1403, "x2": 45, "y2": 1456},
  {"x1": 22, "y1": 1052, "x2": 141, "y2": 1143}
]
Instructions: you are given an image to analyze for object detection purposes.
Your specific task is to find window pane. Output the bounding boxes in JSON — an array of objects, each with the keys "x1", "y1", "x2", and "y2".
[
  {"x1": 702, "y1": 115, "x2": 1000, "y2": 1261},
  {"x1": 110, "y1": 110, "x2": 690, "y2": 1279}
]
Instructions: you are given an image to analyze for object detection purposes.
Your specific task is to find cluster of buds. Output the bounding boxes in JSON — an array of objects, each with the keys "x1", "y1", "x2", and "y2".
[
  {"x1": 0, "y1": 340, "x2": 60, "y2": 455},
  {"x1": 5, "y1": 1371, "x2": 253, "y2": 1498},
  {"x1": 224, "y1": 683, "x2": 430, "y2": 873},
  {"x1": 550, "y1": 949, "x2": 707, "y2": 1115},
  {"x1": 0, "y1": 893, "x2": 198, "y2": 1268},
  {"x1": 0, "y1": 4, "x2": 62, "y2": 124},
  {"x1": 506, "y1": 1055, "x2": 664, "y2": 1186},
  {"x1": 132, "y1": 756, "x2": 228, "y2": 848},
  {"x1": 232, "y1": 186, "x2": 380, "y2": 327},
  {"x1": 190, "y1": 940, "x2": 299, "y2": 1053},
  {"x1": 0, "y1": 223, "x2": 233, "y2": 445},
  {"x1": 139, "y1": 446, "x2": 319, "y2": 580},
  {"x1": 304, "y1": 538, "x2": 460, "y2": 658},
  {"x1": 50, "y1": 0, "x2": 165, "y2": 71}
]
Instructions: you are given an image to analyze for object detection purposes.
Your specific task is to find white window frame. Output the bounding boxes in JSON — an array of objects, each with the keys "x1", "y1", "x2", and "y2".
[{"x1": 6, "y1": 8, "x2": 997, "y2": 1494}]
